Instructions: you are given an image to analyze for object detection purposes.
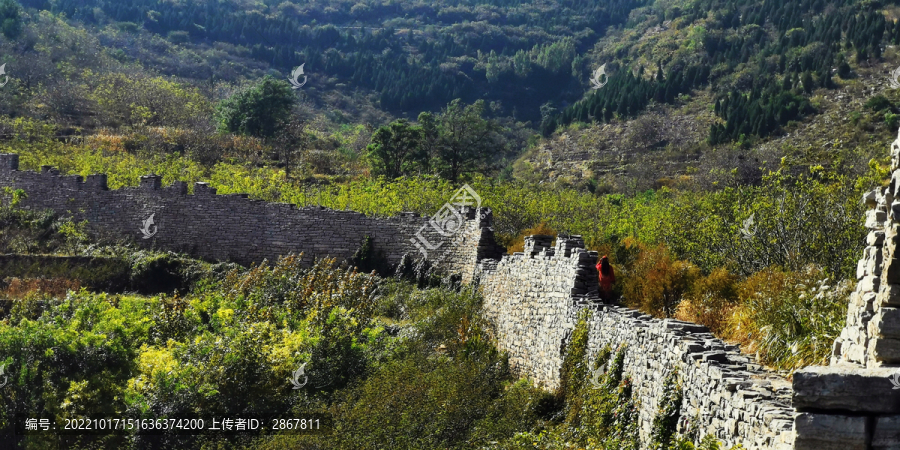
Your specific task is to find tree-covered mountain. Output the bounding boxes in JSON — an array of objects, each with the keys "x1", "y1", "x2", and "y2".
[{"x1": 8, "y1": 0, "x2": 649, "y2": 122}]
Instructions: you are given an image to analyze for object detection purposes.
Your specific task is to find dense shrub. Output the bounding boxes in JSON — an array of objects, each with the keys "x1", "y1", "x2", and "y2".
[
  {"x1": 0, "y1": 291, "x2": 152, "y2": 437},
  {"x1": 325, "y1": 352, "x2": 513, "y2": 449},
  {"x1": 726, "y1": 265, "x2": 852, "y2": 371},
  {"x1": 621, "y1": 241, "x2": 700, "y2": 318},
  {"x1": 221, "y1": 254, "x2": 379, "y2": 327},
  {"x1": 675, "y1": 268, "x2": 739, "y2": 335}
]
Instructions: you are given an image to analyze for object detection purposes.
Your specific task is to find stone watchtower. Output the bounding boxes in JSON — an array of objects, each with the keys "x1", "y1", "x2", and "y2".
[
  {"x1": 829, "y1": 173, "x2": 900, "y2": 368},
  {"x1": 790, "y1": 130, "x2": 900, "y2": 450}
]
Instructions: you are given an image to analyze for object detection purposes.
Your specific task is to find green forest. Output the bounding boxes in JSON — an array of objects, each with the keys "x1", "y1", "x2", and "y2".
[{"x1": 0, "y1": 0, "x2": 899, "y2": 447}]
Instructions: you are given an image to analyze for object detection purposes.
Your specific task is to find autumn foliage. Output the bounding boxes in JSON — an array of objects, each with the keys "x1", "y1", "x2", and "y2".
[{"x1": 621, "y1": 240, "x2": 699, "y2": 318}]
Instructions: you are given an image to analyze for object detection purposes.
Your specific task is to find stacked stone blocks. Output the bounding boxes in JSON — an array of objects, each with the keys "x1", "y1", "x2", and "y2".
[
  {"x1": 793, "y1": 129, "x2": 900, "y2": 450},
  {"x1": 0, "y1": 153, "x2": 495, "y2": 276},
  {"x1": 478, "y1": 235, "x2": 793, "y2": 449}
]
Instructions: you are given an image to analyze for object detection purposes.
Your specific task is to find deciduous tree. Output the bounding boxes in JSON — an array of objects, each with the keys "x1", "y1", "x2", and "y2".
[
  {"x1": 216, "y1": 76, "x2": 296, "y2": 139},
  {"x1": 366, "y1": 119, "x2": 426, "y2": 179}
]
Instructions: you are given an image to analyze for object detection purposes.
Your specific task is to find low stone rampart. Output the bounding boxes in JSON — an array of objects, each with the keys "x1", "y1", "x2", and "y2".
[
  {"x1": 0, "y1": 153, "x2": 495, "y2": 275},
  {"x1": 478, "y1": 234, "x2": 794, "y2": 449}
]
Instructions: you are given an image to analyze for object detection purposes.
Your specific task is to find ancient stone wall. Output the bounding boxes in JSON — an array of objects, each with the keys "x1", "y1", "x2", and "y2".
[
  {"x1": 791, "y1": 130, "x2": 900, "y2": 450},
  {"x1": 0, "y1": 153, "x2": 493, "y2": 275},
  {"x1": 583, "y1": 307, "x2": 794, "y2": 449},
  {"x1": 478, "y1": 235, "x2": 794, "y2": 449},
  {"x1": 478, "y1": 234, "x2": 600, "y2": 387}
]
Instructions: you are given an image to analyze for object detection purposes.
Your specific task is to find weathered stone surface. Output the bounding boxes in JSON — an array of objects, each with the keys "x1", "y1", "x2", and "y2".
[
  {"x1": 867, "y1": 209, "x2": 888, "y2": 229},
  {"x1": 873, "y1": 415, "x2": 900, "y2": 449},
  {"x1": 793, "y1": 413, "x2": 869, "y2": 450},
  {"x1": 885, "y1": 257, "x2": 900, "y2": 285},
  {"x1": 870, "y1": 308, "x2": 900, "y2": 339},
  {"x1": 878, "y1": 284, "x2": 900, "y2": 307},
  {"x1": 866, "y1": 189, "x2": 880, "y2": 207},
  {"x1": 869, "y1": 230, "x2": 886, "y2": 247},
  {"x1": 860, "y1": 276, "x2": 883, "y2": 294},
  {"x1": 794, "y1": 366, "x2": 900, "y2": 413},
  {"x1": 868, "y1": 338, "x2": 900, "y2": 364},
  {"x1": 0, "y1": 153, "x2": 503, "y2": 281}
]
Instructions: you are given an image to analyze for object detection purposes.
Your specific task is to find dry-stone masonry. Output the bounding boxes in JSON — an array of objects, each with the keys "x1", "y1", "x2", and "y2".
[
  {"x1": 0, "y1": 153, "x2": 494, "y2": 274},
  {"x1": 792, "y1": 129, "x2": 900, "y2": 450},
  {"x1": 477, "y1": 235, "x2": 794, "y2": 449},
  {"x1": 582, "y1": 308, "x2": 794, "y2": 448},
  {"x1": 478, "y1": 234, "x2": 601, "y2": 387}
]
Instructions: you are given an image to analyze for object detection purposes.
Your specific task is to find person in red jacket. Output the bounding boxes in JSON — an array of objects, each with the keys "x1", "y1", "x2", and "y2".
[{"x1": 596, "y1": 255, "x2": 616, "y2": 303}]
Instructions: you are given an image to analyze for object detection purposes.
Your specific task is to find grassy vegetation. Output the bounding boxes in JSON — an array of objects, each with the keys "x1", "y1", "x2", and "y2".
[
  {"x1": 0, "y1": 250, "x2": 553, "y2": 449},
  {"x1": 0, "y1": 193, "x2": 752, "y2": 449}
]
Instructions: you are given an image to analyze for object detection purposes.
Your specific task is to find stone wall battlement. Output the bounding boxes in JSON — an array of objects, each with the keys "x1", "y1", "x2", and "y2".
[
  {"x1": 477, "y1": 234, "x2": 794, "y2": 449},
  {"x1": 0, "y1": 153, "x2": 494, "y2": 272},
  {"x1": 584, "y1": 305, "x2": 794, "y2": 449}
]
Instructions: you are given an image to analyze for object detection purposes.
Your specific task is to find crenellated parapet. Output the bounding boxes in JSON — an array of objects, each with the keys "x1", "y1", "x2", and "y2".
[
  {"x1": 477, "y1": 232, "x2": 794, "y2": 449},
  {"x1": 0, "y1": 153, "x2": 495, "y2": 274}
]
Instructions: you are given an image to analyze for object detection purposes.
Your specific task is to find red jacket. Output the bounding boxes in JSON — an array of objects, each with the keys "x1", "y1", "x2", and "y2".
[{"x1": 597, "y1": 256, "x2": 615, "y2": 292}]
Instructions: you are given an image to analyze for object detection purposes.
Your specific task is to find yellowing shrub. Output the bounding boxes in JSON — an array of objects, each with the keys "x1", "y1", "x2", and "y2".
[
  {"x1": 726, "y1": 265, "x2": 851, "y2": 371},
  {"x1": 675, "y1": 267, "x2": 738, "y2": 334},
  {"x1": 622, "y1": 241, "x2": 699, "y2": 318},
  {"x1": 505, "y1": 221, "x2": 556, "y2": 254}
]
